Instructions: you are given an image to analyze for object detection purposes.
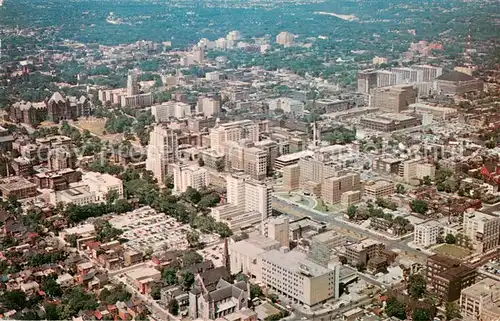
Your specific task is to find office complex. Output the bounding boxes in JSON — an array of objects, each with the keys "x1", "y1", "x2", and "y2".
[
  {"x1": 171, "y1": 164, "x2": 209, "y2": 193},
  {"x1": 151, "y1": 101, "x2": 191, "y2": 121},
  {"x1": 414, "y1": 220, "x2": 442, "y2": 247},
  {"x1": 370, "y1": 85, "x2": 417, "y2": 113},
  {"x1": 146, "y1": 125, "x2": 179, "y2": 184},
  {"x1": 463, "y1": 211, "x2": 500, "y2": 253},
  {"x1": 197, "y1": 96, "x2": 221, "y2": 117},
  {"x1": 210, "y1": 120, "x2": 259, "y2": 155},
  {"x1": 363, "y1": 180, "x2": 394, "y2": 199},
  {"x1": 460, "y1": 278, "x2": 500, "y2": 321}
]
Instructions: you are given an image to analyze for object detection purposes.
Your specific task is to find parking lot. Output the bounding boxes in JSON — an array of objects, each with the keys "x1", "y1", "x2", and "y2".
[{"x1": 108, "y1": 206, "x2": 220, "y2": 253}]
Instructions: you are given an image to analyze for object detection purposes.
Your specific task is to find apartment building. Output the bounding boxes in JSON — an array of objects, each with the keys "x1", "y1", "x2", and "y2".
[
  {"x1": 171, "y1": 164, "x2": 209, "y2": 193},
  {"x1": 391, "y1": 67, "x2": 424, "y2": 83},
  {"x1": 460, "y1": 278, "x2": 500, "y2": 321},
  {"x1": 363, "y1": 180, "x2": 394, "y2": 199},
  {"x1": 345, "y1": 239, "x2": 384, "y2": 266},
  {"x1": 225, "y1": 141, "x2": 268, "y2": 181},
  {"x1": 210, "y1": 120, "x2": 259, "y2": 155},
  {"x1": 263, "y1": 216, "x2": 290, "y2": 248},
  {"x1": 258, "y1": 249, "x2": 336, "y2": 306},
  {"x1": 414, "y1": 220, "x2": 442, "y2": 247},
  {"x1": 463, "y1": 211, "x2": 500, "y2": 253},
  {"x1": 254, "y1": 139, "x2": 279, "y2": 174},
  {"x1": 81, "y1": 171, "x2": 124, "y2": 202},
  {"x1": 376, "y1": 70, "x2": 398, "y2": 87},
  {"x1": 360, "y1": 114, "x2": 420, "y2": 132},
  {"x1": 146, "y1": 125, "x2": 178, "y2": 184},
  {"x1": 0, "y1": 176, "x2": 37, "y2": 200},
  {"x1": 321, "y1": 172, "x2": 361, "y2": 204},
  {"x1": 282, "y1": 164, "x2": 300, "y2": 191},
  {"x1": 370, "y1": 85, "x2": 417, "y2": 113},
  {"x1": 268, "y1": 97, "x2": 305, "y2": 114},
  {"x1": 399, "y1": 159, "x2": 436, "y2": 183},
  {"x1": 197, "y1": 96, "x2": 221, "y2": 117},
  {"x1": 357, "y1": 69, "x2": 378, "y2": 95},
  {"x1": 151, "y1": 101, "x2": 191, "y2": 121},
  {"x1": 427, "y1": 254, "x2": 476, "y2": 302},
  {"x1": 411, "y1": 65, "x2": 443, "y2": 82}
]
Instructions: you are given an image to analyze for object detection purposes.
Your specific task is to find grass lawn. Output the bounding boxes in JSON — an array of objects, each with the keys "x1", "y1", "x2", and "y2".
[
  {"x1": 433, "y1": 244, "x2": 472, "y2": 259},
  {"x1": 314, "y1": 199, "x2": 331, "y2": 213}
]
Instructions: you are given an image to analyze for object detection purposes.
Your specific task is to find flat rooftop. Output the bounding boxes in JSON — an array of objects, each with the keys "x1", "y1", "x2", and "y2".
[
  {"x1": 462, "y1": 278, "x2": 500, "y2": 299},
  {"x1": 275, "y1": 150, "x2": 314, "y2": 163},
  {"x1": 259, "y1": 250, "x2": 331, "y2": 277}
]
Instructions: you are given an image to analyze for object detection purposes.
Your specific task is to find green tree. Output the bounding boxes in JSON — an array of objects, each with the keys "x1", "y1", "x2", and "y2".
[
  {"x1": 182, "y1": 251, "x2": 203, "y2": 267},
  {"x1": 423, "y1": 176, "x2": 432, "y2": 186},
  {"x1": 44, "y1": 303, "x2": 61, "y2": 320},
  {"x1": 396, "y1": 184, "x2": 406, "y2": 194},
  {"x1": 167, "y1": 298, "x2": 179, "y2": 315},
  {"x1": 162, "y1": 268, "x2": 179, "y2": 285},
  {"x1": 445, "y1": 302, "x2": 461, "y2": 321},
  {"x1": 150, "y1": 282, "x2": 162, "y2": 300},
  {"x1": 186, "y1": 230, "x2": 200, "y2": 248},
  {"x1": 181, "y1": 271, "x2": 195, "y2": 291},
  {"x1": 385, "y1": 296, "x2": 406, "y2": 320},
  {"x1": 408, "y1": 274, "x2": 426, "y2": 298},
  {"x1": 410, "y1": 200, "x2": 429, "y2": 214},
  {"x1": 183, "y1": 187, "x2": 202, "y2": 204},
  {"x1": 347, "y1": 205, "x2": 357, "y2": 220},
  {"x1": 0, "y1": 290, "x2": 28, "y2": 310},
  {"x1": 42, "y1": 276, "x2": 63, "y2": 298},
  {"x1": 445, "y1": 233, "x2": 457, "y2": 244},
  {"x1": 59, "y1": 287, "x2": 98, "y2": 319},
  {"x1": 250, "y1": 284, "x2": 262, "y2": 299},
  {"x1": 413, "y1": 308, "x2": 430, "y2": 321},
  {"x1": 214, "y1": 222, "x2": 233, "y2": 238}
]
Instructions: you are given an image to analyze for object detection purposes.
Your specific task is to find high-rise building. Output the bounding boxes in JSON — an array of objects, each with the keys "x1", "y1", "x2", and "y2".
[
  {"x1": 225, "y1": 141, "x2": 268, "y2": 181},
  {"x1": 197, "y1": 96, "x2": 221, "y2": 117},
  {"x1": 321, "y1": 172, "x2": 361, "y2": 205},
  {"x1": 391, "y1": 67, "x2": 424, "y2": 83},
  {"x1": 210, "y1": 120, "x2": 259, "y2": 155},
  {"x1": 127, "y1": 70, "x2": 139, "y2": 96},
  {"x1": 244, "y1": 178, "x2": 271, "y2": 221},
  {"x1": 226, "y1": 30, "x2": 242, "y2": 42},
  {"x1": 370, "y1": 84, "x2": 417, "y2": 113},
  {"x1": 282, "y1": 164, "x2": 300, "y2": 191},
  {"x1": 463, "y1": 211, "x2": 500, "y2": 253},
  {"x1": 151, "y1": 101, "x2": 191, "y2": 121},
  {"x1": 376, "y1": 70, "x2": 398, "y2": 87},
  {"x1": 414, "y1": 220, "x2": 442, "y2": 247},
  {"x1": 411, "y1": 65, "x2": 443, "y2": 82},
  {"x1": 460, "y1": 278, "x2": 500, "y2": 321},
  {"x1": 263, "y1": 216, "x2": 290, "y2": 248},
  {"x1": 171, "y1": 164, "x2": 209, "y2": 193},
  {"x1": 146, "y1": 125, "x2": 178, "y2": 184},
  {"x1": 276, "y1": 31, "x2": 295, "y2": 46},
  {"x1": 357, "y1": 69, "x2": 378, "y2": 94}
]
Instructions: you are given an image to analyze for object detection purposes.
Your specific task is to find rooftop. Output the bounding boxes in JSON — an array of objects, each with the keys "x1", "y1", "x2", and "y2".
[
  {"x1": 0, "y1": 176, "x2": 37, "y2": 191},
  {"x1": 127, "y1": 267, "x2": 161, "y2": 280},
  {"x1": 258, "y1": 249, "x2": 331, "y2": 277},
  {"x1": 436, "y1": 71, "x2": 474, "y2": 82},
  {"x1": 462, "y1": 278, "x2": 500, "y2": 299}
]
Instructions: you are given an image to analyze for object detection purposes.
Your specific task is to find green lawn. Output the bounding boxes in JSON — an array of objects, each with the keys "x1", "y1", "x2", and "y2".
[
  {"x1": 314, "y1": 199, "x2": 331, "y2": 213},
  {"x1": 433, "y1": 244, "x2": 473, "y2": 260}
]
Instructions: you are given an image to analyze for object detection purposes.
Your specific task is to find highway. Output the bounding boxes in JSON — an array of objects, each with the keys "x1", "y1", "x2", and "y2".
[{"x1": 272, "y1": 195, "x2": 429, "y2": 262}]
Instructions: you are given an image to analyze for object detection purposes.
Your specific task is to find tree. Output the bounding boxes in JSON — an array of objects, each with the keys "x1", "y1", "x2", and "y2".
[
  {"x1": 214, "y1": 222, "x2": 233, "y2": 238},
  {"x1": 198, "y1": 192, "x2": 221, "y2": 209},
  {"x1": 408, "y1": 274, "x2": 426, "y2": 298},
  {"x1": 385, "y1": 296, "x2": 406, "y2": 320},
  {"x1": 59, "y1": 287, "x2": 98, "y2": 319},
  {"x1": 347, "y1": 205, "x2": 357, "y2": 220},
  {"x1": 150, "y1": 282, "x2": 162, "y2": 300},
  {"x1": 44, "y1": 303, "x2": 61, "y2": 320},
  {"x1": 162, "y1": 267, "x2": 179, "y2": 285},
  {"x1": 167, "y1": 298, "x2": 179, "y2": 315},
  {"x1": 445, "y1": 302, "x2": 461, "y2": 320},
  {"x1": 410, "y1": 200, "x2": 429, "y2": 214},
  {"x1": 198, "y1": 157, "x2": 205, "y2": 167},
  {"x1": 413, "y1": 308, "x2": 430, "y2": 321},
  {"x1": 181, "y1": 271, "x2": 195, "y2": 291},
  {"x1": 339, "y1": 256, "x2": 348, "y2": 265},
  {"x1": 423, "y1": 175, "x2": 432, "y2": 186},
  {"x1": 250, "y1": 284, "x2": 262, "y2": 299},
  {"x1": 215, "y1": 159, "x2": 225, "y2": 172},
  {"x1": 182, "y1": 251, "x2": 203, "y2": 267},
  {"x1": 396, "y1": 184, "x2": 406, "y2": 194},
  {"x1": 186, "y1": 230, "x2": 200, "y2": 248},
  {"x1": 182, "y1": 187, "x2": 202, "y2": 204},
  {"x1": 0, "y1": 290, "x2": 27, "y2": 310},
  {"x1": 445, "y1": 233, "x2": 457, "y2": 244},
  {"x1": 42, "y1": 276, "x2": 63, "y2": 298},
  {"x1": 99, "y1": 285, "x2": 131, "y2": 305}
]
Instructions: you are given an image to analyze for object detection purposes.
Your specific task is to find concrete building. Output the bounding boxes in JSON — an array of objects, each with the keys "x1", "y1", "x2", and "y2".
[
  {"x1": 463, "y1": 211, "x2": 500, "y2": 253},
  {"x1": 210, "y1": 120, "x2": 259, "y2": 155},
  {"x1": 321, "y1": 172, "x2": 361, "y2": 205},
  {"x1": 229, "y1": 237, "x2": 281, "y2": 278},
  {"x1": 391, "y1": 67, "x2": 424, "y2": 83},
  {"x1": 50, "y1": 186, "x2": 96, "y2": 206},
  {"x1": 370, "y1": 85, "x2": 417, "y2": 113},
  {"x1": 0, "y1": 176, "x2": 37, "y2": 200},
  {"x1": 363, "y1": 180, "x2": 394, "y2": 199},
  {"x1": 460, "y1": 278, "x2": 500, "y2": 321},
  {"x1": 360, "y1": 113, "x2": 420, "y2": 132},
  {"x1": 376, "y1": 70, "x2": 398, "y2": 87},
  {"x1": 436, "y1": 71, "x2": 484, "y2": 96},
  {"x1": 254, "y1": 140, "x2": 279, "y2": 174},
  {"x1": 151, "y1": 101, "x2": 191, "y2": 121},
  {"x1": 263, "y1": 216, "x2": 290, "y2": 248},
  {"x1": 268, "y1": 97, "x2": 305, "y2": 115},
  {"x1": 81, "y1": 171, "x2": 123, "y2": 202},
  {"x1": 309, "y1": 230, "x2": 346, "y2": 266},
  {"x1": 314, "y1": 99, "x2": 350, "y2": 113},
  {"x1": 197, "y1": 97, "x2": 221, "y2": 117},
  {"x1": 48, "y1": 147, "x2": 74, "y2": 171},
  {"x1": 276, "y1": 31, "x2": 295, "y2": 46},
  {"x1": 282, "y1": 164, "x2": 300, "y2": 191},
  {"x1": 171, "y1": 164, "x2": 209, "y2": 193},
  {"x1": 357, "y1": 69, "x2": 378, "y2": 95},
  {"x1": 146, "y1": 125, "x2": 178, "y2": 184},
  {"x1": 275, "y1": 150, "x2": 314, "y2": 171},
  {"x1": 345, "y1": 239, "x2": 384, "y2": 266},
  {"x1": 416, "y1": 163, "x2": 436, "y2": 180},
  {"x1": 427, "y1": 254, "x2": 476, "y2": 303},
  {"x1": 414, "y1": 220, "x2": 442, "y2": 247},
  {"x1": 225, "y1": 141, "x2": 268, "y2": 181},
  {"x1": 410, "y1": 103, "x2": 458, "y2": 120},
  {"x1": 411, "y1": 65, "x2": 443, "y2": 82},
  {"x1": 258, "y1": 249, "x2": 337, "y2": 306}
]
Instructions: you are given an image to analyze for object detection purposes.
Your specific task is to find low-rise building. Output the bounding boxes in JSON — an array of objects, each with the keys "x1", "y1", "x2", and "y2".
[
  {"x1": 229, "y1": 237, "x2": 281, "y2": 279},
  {"x1": 363, "y1": 180, "x2": 394, "y2": 199},
  {"x1": 414, "y1": 220, "x2": 442, "y2": 247},
  {"x1": 345, "y1": 239, "x2": 384, "y2": 266},
  {"x1": 460, "y1": 278, "x2": 500, "y2": 321},
  {"x1": 0, "y1": 176, "x2": 37, "y2": 200},
  {"x1": 81, "y1": 171, "x2": 124, "y2": 202}
]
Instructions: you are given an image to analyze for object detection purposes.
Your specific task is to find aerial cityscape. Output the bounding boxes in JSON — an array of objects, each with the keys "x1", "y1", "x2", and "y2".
[{"x1": 0, "y1": 0, "x2": 499, "y2": 320}]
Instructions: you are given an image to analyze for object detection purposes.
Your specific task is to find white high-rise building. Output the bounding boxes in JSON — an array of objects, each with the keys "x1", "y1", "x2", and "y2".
[
  {"x1": 146, "y1": 125, "x2": 178, "y2": 184},
  {"x1": 171, "y1": 164, "x2": 209, "y2": 193},
  {"x1": 127, "y1": 70, "x2": 138, "y2": 96},
  {"x1": 151, "y1": 101, "x2": 191, "y2": 122},
  {"x1": 197, "y1": 96, "x2": 221, "y2": 117},
  {"x1": 227, "y1": 30, "x2": 242, "y2": 42},
  {"x1": 244, "y1": 178, "x2": 271, "y2": 221},
  {"x1": 414, "y1": 220, "x2": 442, "y2": 247},
  {"x1": 210, "y1": 120, "x2": 259, "y2": 155},
  {"x1": 276, "y1": 31, "x2": 295, "y2": 46}
]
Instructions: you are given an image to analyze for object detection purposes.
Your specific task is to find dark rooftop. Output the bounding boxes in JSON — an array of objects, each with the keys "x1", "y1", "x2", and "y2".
[{"x1": 436, "y1": 71, "x2": 474, "y2": 82}]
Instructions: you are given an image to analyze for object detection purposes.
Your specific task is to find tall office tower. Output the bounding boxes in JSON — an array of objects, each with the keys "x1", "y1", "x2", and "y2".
[
  {"x1": 244, "y1": 179, "x2": 272, "y2": 221},
  {"x1": 411, "y1": 65, "x2": 443, "y2": 82},
  {"x1": 197, "y1": 96, "x2": 221, "y2": 117},
  {"x1": 226, "y1": 173, "x2": 246, "y2": 206},
  {"x1": 264, "y1": 216, "x2": 290, "y2": 248},
  {"x1": 192, "y1": 45, "x2": 205, "y2": 63},
  {"x1": 227, "y1": 30, "x2": 242, "y2": 41},
  {"x1": 209, "y1": 120, "x2": 259, "y2": 155},
  {"x1": 127, "y1": 70, "x2": 138, "y2": 96},
  {"x1": 357, "y1": 69, "x2": 378, "y2": 94},
  {"x1": 370, "y1": 84, "x2": 417, "y2": 113},
  {"x1": 391, "y1": 67, "x2": 424, "y2": 83},
  {"x1": 376, "y1": 70, "x2": 398, "y2": 87},
  {"x1": 276, "y1": 31, "x2": 295, "y2": 46},
  {"x1": 146, "y1": 125, "x2": 178, "y2": 184}
]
